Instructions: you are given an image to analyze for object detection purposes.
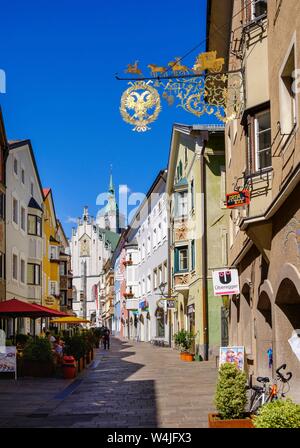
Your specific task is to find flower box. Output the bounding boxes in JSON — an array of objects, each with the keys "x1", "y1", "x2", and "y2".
[{"x1": 208, "y1": 413, "x2": 254, "y2": 428}]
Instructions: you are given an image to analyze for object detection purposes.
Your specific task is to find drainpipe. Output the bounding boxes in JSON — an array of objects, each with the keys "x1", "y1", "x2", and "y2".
[{"x1": 198, "y1": 136, "x2": 209, "y2": 361}]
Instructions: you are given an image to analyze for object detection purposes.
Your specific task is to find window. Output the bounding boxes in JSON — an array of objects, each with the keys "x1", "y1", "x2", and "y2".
[
  {"x1": 0, "y1": 252, "x2": 5, "y2": 279},
  {"x1": 21, "y1": 206, "x2": 26, "y2": 231},
  {"x1": 243, "y1": 0, "x2": 267, "y2": 23},
  {"x1": 60, "y1": 291, "x2": 67, "y2": 306},
  {"x1": 190, "y1": 180, "x2": 195, "y2": 211},
  {"x1": 247, "y1": 109, "x2": 271, "y2": 172},
  {"x1": 251, "y1": 0, "x2": 267, "y2": 20},
  {"x1": 27, "y1": 263, "x2": 41, "y2": 285},
  {"x1": 49, "y1": 246, "x2": 58, "y2": 260},
  {"x1": 13, "y1": 158, "x2": 18, "y2": 175},
  {"x1": 147, "y1": 274, "x2": 151, "y2": 293},
  {"x1": 174, "y1": 246, "x2": 188, "y2": 273},
  {"x1": 21, "y1": 168, "x2": 25, "y2": 184},
  {"x1": 158, "y1": 265, "x2": 163, "y2": 285},
  {"x1": 13, "y1": 198, "x2": 18, "y2": 224},
  {"x1": 30, "y1": 182, "x2": 34, "y2": 196},
  {"x1": 158, "y1": 223, "x2": 162, "y2": 243},
  {"x1": 191, "y1": 240, "x2": 195, "y2": 271},
  {"x1": 0, "y1": 193, "x2": 5, "y2": 220},
  {"x1": 147, "y1": 235, "x2": 151, "y2": 254},
  {"x1": 153, "y1": 228, "x2": 157, "y2": 247},
  {"x1": 175, "y1": 191, "x2": 188, "y2": 217},
  {"x1": 163, "y1": 261, "x2": 168, "y2": 283},
  {"x1": 254, "y1": 110, "x2": 271, "y2": 170},
  {"x1": 184, "y1": 146, "x2": 188, "y2": 164},
  {"x1": 13, "y1": 254, "x2": 18, "y2": 280},
  {"x1": 142, "y1": 277, "x2": 145, "y2": 295},
  {"x1": 153, "y1": 268, "x2": 158, "y2": 289},
  {"x1": 60, "y1": 262, "x2": 67, "y2": 276},
  {"x1": 280, "y1": 43, "x2": 297, "y2": 135},
  {"x1": 28, "y1": 215, "x2": 42, "y2": 236},
  {"x1": 141, "y1": 242, "x2": 145, "y2": 259},
  {"x1": 50, "y1": 281, "x2": 57, "y2": 296},
  {"x1": 20, "y1": 259, "x2": 25, "y2": 284}
]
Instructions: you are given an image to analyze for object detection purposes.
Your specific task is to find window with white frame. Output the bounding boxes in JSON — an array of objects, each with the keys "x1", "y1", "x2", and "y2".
[
  {"x1": 175, "y1": 191, "x2": 188, "y2": 218},
  {"x1": 153, "y1": 228, "x2": 157, "y2": 247},
  {"x1": 247, "y1": 109, "x2": 271, "y2": 172},
  {"x1": 49, "y1": 245, "x2": 58, "y2": 260},
  {"x1": 147, "y1": 274, "x2": 151, "y2": 293},
  {"x1": 280, "y1": 43, "x2": 297, "y2": 135},
  {"x1": 13, "y1": 158, "x2": 18, "y2": 176},
  {"x1": 13, "y1": 254, "x2": 18, "y2": 280},
  {"x1": 20, "y1": 259, "x2": 25, "y2": 284},
  {"x1": 153, "y1": 268, "x2": 158, "y2": 289},
  {"x1": 13, "y1": 198, "x2": 18, "y2": 225},
  {"x1": 49, "y1": 281, "x2": 57, "y2": 296},
  {"x1": 158, "y1": 265, "x2": 163, "y2": 286},
  {"x1": 21, "y1": 206, "x2": 26, "y2": 231},
  {"x1": 158, "y1": 222, "x2": 162, "y2": 243},
  {"x1": 27, "y1": 263, "x2": 41, "y2": 285},
  {"x1": 174, "y1": 246, "x2": 189, "y2": 273},
  {"x1": 251, "y1": 0, "x2": 267, "y2": 20},
  {"x1": 254, "y1": 110, "x2": 271, "y2": 170}
]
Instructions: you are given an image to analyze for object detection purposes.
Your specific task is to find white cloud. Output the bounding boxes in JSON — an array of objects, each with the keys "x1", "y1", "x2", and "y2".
[{"x1": 65, "y1": 216, "x2": 78, "y2": 224}]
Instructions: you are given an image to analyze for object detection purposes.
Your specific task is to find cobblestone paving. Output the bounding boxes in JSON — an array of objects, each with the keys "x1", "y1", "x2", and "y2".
[{"x1": 0, "y1": 338, "x2": 217, "y2": 428}]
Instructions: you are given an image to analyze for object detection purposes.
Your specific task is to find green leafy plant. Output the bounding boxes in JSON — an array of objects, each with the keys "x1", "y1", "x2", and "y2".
[
  {"x1": 173, "y1": 330, "x2": 195, "y2": 353},
  {"x1": 253, "y1": 399, "x2": 300, "y2": 428},
  {"x1": 23, "y1": 337, "x2": 53, "y2": 362},
  {"x1": 64, "y1": 334, "x2": 86, "y2": 361},
  {"x1": 215, "y1": 362, "x2": 248, "y2": 420},
  {"x1": 16, "y1": 334, "x2": 30, "y2": 346}
]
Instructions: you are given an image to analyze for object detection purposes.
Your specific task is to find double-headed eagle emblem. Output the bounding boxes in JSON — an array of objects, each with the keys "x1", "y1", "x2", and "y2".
[{"x1": 120, "y1": 81, "x2": 161, "y2": 132}]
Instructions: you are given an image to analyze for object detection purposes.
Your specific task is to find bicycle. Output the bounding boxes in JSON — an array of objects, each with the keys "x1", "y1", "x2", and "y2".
[{"x1": 248, "y1": 364, "x2": 292, "y2": 414}]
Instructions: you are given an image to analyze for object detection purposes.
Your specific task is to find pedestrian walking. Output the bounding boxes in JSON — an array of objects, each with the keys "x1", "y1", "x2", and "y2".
[{"x1": 103, "y1": 327, "x2": 110, "y2": 350}]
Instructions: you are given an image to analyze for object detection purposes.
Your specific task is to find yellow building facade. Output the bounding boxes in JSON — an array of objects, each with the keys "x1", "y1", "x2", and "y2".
[{"x1": 42, "y1": 188, "x2": 60, "y2": 311}]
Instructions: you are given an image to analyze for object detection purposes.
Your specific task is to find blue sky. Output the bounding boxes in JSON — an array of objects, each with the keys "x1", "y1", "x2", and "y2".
[{"x1": 0, "y1": 0, "x2": 213, "y2": 237}]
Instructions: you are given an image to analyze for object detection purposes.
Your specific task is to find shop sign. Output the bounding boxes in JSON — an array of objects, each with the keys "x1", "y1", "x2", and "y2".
[
  {"x1": 226, "y1": 190, "x2": 250, "y2": 208},
  {"x1": 212, "y1": 269, "x2": 240, "y2": 296},
  {"x1": 167, "y1": 299, "x2": 176, "y2": 309},
  {"x1": 0, "y1": 346, "x2": 17, "y2": 379},
  {"x1": 219, "y1": 346, "x2": 245, "y2": 371},
  {"x1": 187, "y1": 304, "x2": 195, "y2": 314}
]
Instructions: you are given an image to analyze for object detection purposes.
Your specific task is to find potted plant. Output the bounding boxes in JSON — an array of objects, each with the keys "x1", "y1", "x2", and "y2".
[
  {"x1": 64, "y1": 334, "x2": 86, "y2": 372},
  {"x1": 173, "y1": 330, "x2": 195, "y2": 361},
  {"x1": 209, "y1": 362, "x2": 253, "y2": 428},
  {"x1": 253, "y1": 399, "x2": 300, "y2": 428},
  {"x1": 22, "y1": 337, "x2": 54, "y2": 377}
]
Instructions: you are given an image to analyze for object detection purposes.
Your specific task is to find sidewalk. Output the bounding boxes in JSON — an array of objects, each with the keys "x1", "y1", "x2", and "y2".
[{"x1": 0, "y1": 337, "x2": 217, "y2": 428}]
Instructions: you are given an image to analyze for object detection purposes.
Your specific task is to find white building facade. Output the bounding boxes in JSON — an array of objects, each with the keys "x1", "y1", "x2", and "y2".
[
  {"x1": 70, "y1": 176, "x2": 120, "y2": 323},
  {"x1": 124, "y1": 170, "x2": 169, "y2": 344},
  {"x1": 6, "y1": 141, "x2": 44, "y2": 334}
]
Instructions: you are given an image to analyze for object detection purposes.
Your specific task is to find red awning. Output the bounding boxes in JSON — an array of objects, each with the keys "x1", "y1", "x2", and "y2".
[{"x1": 0, "y1": 298, "x2": 69, "y2": 318}]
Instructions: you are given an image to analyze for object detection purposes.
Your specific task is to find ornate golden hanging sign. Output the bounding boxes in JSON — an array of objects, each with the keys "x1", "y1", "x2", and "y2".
[
  {"x1": 120, "y1": 81, "x2": 161, "y2": 132},
  {"x1": 118, "y1": 52, "x2": 244, "y2": 132}
]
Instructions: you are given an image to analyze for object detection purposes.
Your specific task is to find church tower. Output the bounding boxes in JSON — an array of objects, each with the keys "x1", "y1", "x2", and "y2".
[{"x1": 97, "y1": 170, "x2": 119, "y2": 233}]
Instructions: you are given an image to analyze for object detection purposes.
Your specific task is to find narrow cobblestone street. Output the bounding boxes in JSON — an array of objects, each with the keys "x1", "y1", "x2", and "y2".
[{"x1": 0, "y1": 338, "x2": 217, "y2": 428}]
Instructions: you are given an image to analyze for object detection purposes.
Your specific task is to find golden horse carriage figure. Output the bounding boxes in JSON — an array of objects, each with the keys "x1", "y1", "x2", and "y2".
[
  {"x1": 147, "y1": 64, "x2": 167, "y2": 77},
  {"x1": 167, "y1": 57, "x2": 190, "y2": 75},
  {"x1": 125, "y1": 61, "x2": 143, "y2": 75},
  {"x1": 193, "y1": 51, "x2": 224, "y2": 74}
]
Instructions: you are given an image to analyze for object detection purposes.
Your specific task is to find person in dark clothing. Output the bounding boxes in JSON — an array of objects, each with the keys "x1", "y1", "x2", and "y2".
[{"x1": 103, "y1": 328, "x2": 110, "y2": 350}]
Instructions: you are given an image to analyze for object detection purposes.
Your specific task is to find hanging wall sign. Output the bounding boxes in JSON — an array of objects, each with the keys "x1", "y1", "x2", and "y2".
[
  {"x1": 212, "y1": 269, "x2": 240, "y2": 296},
  {"x1": 226, "y1": 190, "x2": 250, "y2": 208}
]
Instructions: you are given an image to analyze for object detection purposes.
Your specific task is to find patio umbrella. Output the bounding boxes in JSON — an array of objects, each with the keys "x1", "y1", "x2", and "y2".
[
  {"x1": 50, "y1": 317, "x2": 90, "y2": 324},
  {"x1": 0, "y1": 298, "x2": 69, "y2": 339}
]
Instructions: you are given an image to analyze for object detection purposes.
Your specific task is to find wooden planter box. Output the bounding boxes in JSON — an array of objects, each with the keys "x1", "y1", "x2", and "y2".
[
  {"x1": 21, "y1": 360, "x2": 55, "y2": 377},
  {"x1": 180, "y1": 352, "x2": 194, "y2": 362},
  {"x1": 208, "y1": 413, "x2": 254, "y2": 428}
]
